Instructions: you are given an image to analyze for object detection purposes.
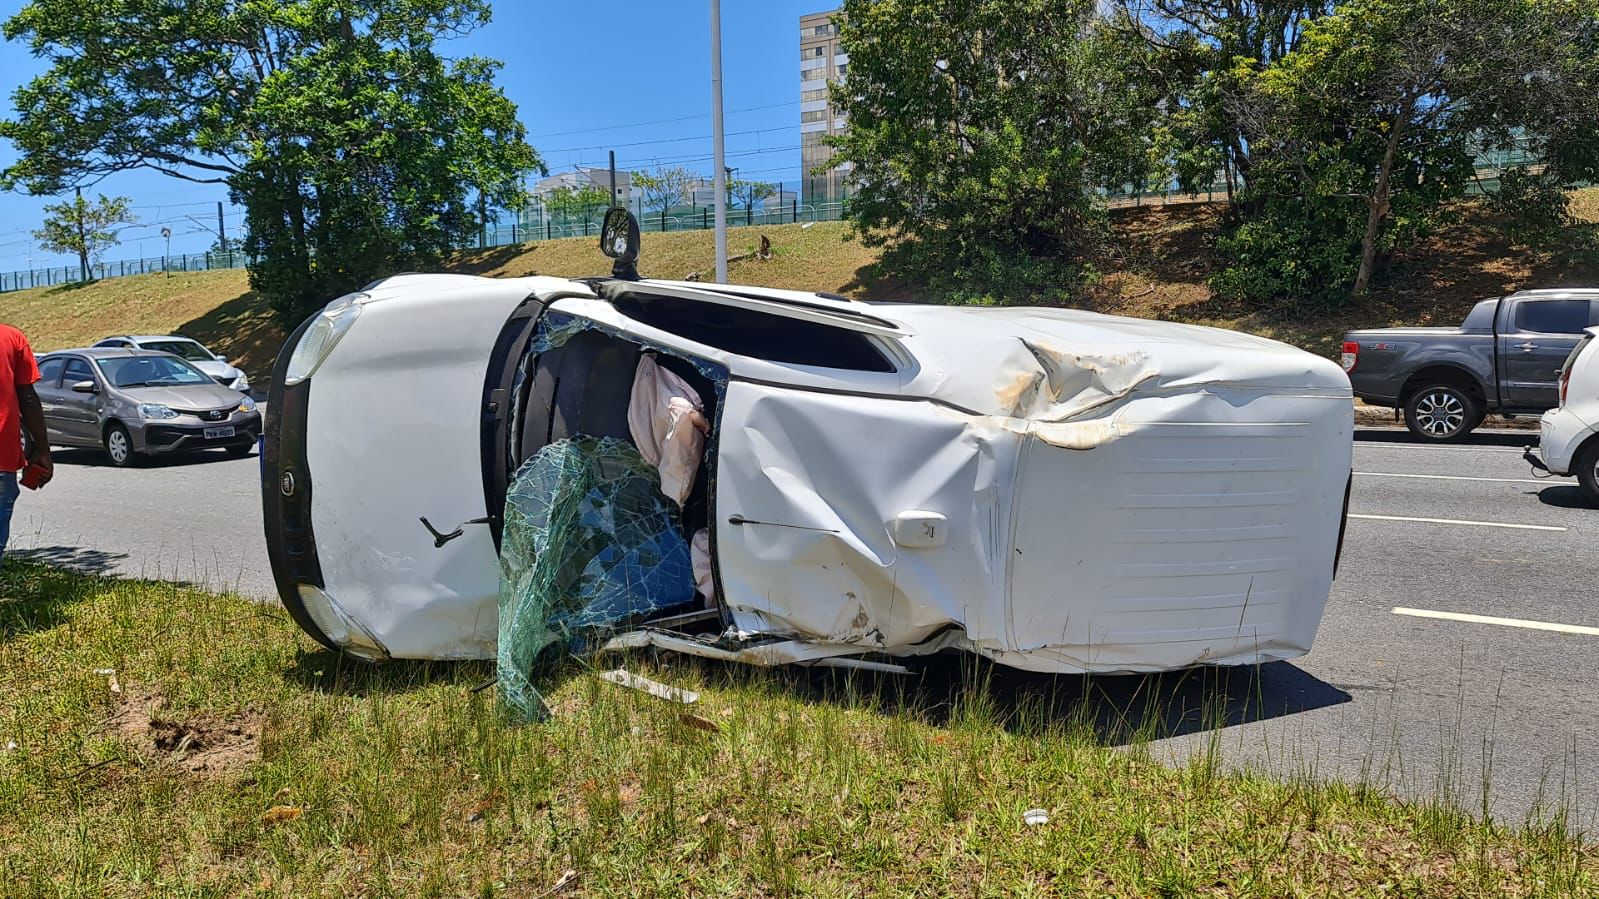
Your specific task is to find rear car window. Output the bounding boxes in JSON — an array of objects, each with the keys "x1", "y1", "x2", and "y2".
[
  {"x1": 1515, "y1": 299, "x2": 1594, "y2": 334},
  {"x1": 1460, "y1": 299, "x2": 1498, "y2": 331},
  {"x1": 139, "y1": 340, "x2": 213, "y2": 361},
  {"x1": 611, "y1": 293, "x2": 896, "y2": 372}
]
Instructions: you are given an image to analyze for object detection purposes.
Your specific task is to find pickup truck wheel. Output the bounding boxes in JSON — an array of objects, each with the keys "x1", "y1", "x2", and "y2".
[
  {"x1": 1577, "y1": 442, "x2": 1599, "y2": 508},
  {"x1": 1403, "y1": 384, "x2": 1480, "y2": 442}
]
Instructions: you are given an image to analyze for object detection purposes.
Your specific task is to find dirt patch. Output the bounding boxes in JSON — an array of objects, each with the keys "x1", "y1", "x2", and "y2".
[{"x1": 104, "y1": 688, "x2": 264, "y2": 777}]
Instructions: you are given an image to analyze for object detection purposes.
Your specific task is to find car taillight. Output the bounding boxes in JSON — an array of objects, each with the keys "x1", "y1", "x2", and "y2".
[
  {"x1": 1341, "y1": 341, "x2": 1359, "y2": 373},
  {"x1": 1560, "y1": 364, "x2": 1572, "y2": 405}
]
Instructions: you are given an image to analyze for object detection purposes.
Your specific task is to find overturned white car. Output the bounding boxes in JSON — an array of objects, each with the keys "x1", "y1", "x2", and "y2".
[{"x1": 263, "y1": 210, "x2": 1353, "y2": 696}]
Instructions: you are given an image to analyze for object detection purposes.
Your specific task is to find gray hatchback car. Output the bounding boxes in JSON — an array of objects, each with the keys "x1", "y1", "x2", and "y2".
[{"x1": 35, "y1": 348, "x2": 262, "y2": 466}]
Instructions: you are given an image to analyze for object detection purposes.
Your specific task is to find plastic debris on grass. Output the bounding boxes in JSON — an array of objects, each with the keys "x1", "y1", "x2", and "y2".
[{"x1": 497, "y1": 436, "x2": 697, "y2": 723}]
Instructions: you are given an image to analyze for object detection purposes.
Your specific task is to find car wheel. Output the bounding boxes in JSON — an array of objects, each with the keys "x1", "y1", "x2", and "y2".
[
  {"x1": 1403, "y1": 383, "x2": 1480, "y2": 442},
  {"x1": 103, "y1": 423, "x2": 138, "y2": 467},
  {"x1": 225, "y1": 442, "x2": 254, "y2": 459},
  {"x1": 1577, "y1": 441, "x2": 1599, "y2": 508}
]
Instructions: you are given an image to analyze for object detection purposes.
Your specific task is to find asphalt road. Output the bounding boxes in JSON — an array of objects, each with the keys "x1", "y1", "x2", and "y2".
[
  {"x1": 11, "y1": 446, "x2": 273, "y2": 598},
  {"x1": 12, "y1": 427, "x2": 1599, "y2": 828}
]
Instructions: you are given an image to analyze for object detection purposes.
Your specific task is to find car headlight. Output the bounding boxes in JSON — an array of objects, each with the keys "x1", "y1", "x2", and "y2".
[
  {"x1": 284, "y1": 292, "x2": 367, "y2": 386},
  {"x1": 233, "y1": 373, "x2": 250, "y2": 392},
  {"x1": 139, "y1": 403, "x2": 180, "y2": 420},
  {"x1": 238, "y1": 396, "x2": 257, "y2": 413}
]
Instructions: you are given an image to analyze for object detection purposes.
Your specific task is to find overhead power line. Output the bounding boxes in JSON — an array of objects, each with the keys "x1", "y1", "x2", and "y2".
[{"x1": 526, "y1": 100, "x2": 800, "y2": 140}]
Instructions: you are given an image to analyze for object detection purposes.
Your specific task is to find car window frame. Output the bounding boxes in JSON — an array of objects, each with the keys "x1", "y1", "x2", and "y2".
[
  {"x1": 35, "y1": 356, "x2": 67, "y2": 388},
  {"x1": 62, "y1": 356, "x2": 98, "y2": 387},
  {"x1": 1513, "y1": 298, "x2": 1595, "y2": 335}
]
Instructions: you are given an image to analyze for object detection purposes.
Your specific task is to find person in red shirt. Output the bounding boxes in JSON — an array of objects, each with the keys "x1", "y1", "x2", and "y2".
[{"x1": 0, "y1": 324, "x2": 52, "y2": 559}]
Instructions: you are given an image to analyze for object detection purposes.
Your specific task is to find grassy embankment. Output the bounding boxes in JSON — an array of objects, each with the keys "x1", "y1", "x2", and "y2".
[
  {"x1": 6, "y1": 188, "x2": 1596, "y2": 389},
  {"x1": 1, "y1": 562, "x2": 1594, "y2": 896}
]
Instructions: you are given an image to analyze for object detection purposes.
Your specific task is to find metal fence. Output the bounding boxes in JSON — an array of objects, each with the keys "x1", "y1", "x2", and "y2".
[
  {"x1": 0, "y1": 193, "x2": 850, "y2": 294},
  {"x1": 1, "y1": 250, "x2": 251, "y2": 293},
  {"x1": 471, "y1": 198, "x2": 850, "y2": 248},
  {"x1": 0, "y1": 135, "x2": 1556, "y2": 293}
]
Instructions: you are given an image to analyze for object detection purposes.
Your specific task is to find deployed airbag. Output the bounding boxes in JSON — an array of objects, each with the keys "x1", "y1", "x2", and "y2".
[{"x1": 627, "y1": 354, "x2": 709, "y2": 506}]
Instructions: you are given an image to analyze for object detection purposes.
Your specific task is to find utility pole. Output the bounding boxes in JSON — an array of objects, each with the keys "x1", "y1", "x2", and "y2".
[
  {"x1": 710, "y1": 0, "x2": 727, "y2": 283},
  {"x1": 217, "y1": 201, "x2": 228, "y2": 254},
  {"x1": 478, "y1": 192, "x2": 488, "y2": 247},
  {"x1": 74, "y1": 186, "x2": 89, "y2": 282},
  {"x1": 609, "y1": 150, "x2": 619, "y2": 208}
]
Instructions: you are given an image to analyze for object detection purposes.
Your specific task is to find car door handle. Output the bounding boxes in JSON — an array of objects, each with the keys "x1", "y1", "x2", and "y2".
[{"x1": 1516, "y1": 342, "x2": 1538, "y2": 351}]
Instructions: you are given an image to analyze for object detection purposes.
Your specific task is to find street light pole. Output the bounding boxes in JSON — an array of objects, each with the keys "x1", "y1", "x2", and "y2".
[{"x1": 710, "y1": 0, "x2": 728, "y2": 283}]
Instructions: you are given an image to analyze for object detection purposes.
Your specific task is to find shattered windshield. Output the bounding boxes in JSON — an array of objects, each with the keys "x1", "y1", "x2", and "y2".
[{"x1": 498, "y1": 436, "x2": 697, "y2": 722}]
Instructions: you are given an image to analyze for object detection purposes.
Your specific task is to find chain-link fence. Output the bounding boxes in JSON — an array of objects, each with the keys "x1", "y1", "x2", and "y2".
[
  {"x1": 0, "y1": 183, "x2": 849, "y2": 293},
  {"x1": 1, "y1": 250, "x2": 251, "y2": 293}
]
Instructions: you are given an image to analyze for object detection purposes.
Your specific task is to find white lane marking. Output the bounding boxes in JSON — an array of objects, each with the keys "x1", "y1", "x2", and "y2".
[
  {"x1": 1348, "y1": 513, "x2": 1566, "y2": 532},
  {"x1": 1354, "y1": 442, "x2": 1531, "y2": 452},
  {"x1": 1393, "y1": 607, "x2": 1599, "y2": 636},
  {"x1": 1355, "y1": 471, "x2": 1559, "y2": 485}
]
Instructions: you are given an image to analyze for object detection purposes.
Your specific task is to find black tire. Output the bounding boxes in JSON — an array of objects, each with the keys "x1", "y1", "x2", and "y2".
[
  {"x1": 225, "y1": 442, "x2": 254, "y2": 459},
  {"x1": 103, "y1": 422, "x2": 138, "y2": 467},
  {"x1": 1403, "y1": 383, "x2": 1482, "y2": 442},
  {"x1": 1577, "y1": 440, "x2": 1599, "y2": 508}
]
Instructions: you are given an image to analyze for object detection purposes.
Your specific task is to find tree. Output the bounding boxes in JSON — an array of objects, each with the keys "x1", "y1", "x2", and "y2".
[
  {"x1": 1215, "y1": 0, "x2": 1599, "y2": 302},
  {"x1": 1, "y1": 0, "x2": 540, "y2": 325},
  {"x1": 631, "y1": 166, "x2": 696, "y2": 226},
  {"x1": 730, "y1": 179, "x2": 776, "y2": 222},
  {"x1": 830, "y1": 0, "x2": 1157, "y2": 301},
  {"x1": 32, "y1": 192, "x2": 135, "y2": 281},
  {"x1": 1109, "y1": 0, "x2": 1332, "y2": 201},
  {"x1": 542, "y1": 184, "x2": 612, "y2": 225}
]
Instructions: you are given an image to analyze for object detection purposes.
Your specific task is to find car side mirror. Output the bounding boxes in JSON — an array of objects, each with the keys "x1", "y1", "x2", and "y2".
[
  {"x1": 70, "y1": 380, "x2": 98, "y2": 394},
  {"x1": 599, "y1": 207, "x2": 641, "y2": 280}
]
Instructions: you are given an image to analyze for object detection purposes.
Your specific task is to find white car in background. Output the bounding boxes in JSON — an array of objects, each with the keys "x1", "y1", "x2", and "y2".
[
  {"x1": 94, "y1": 335, "x2": 250, "y2": 393},
  {"x1": 262, "y1": 209, "x2": 1354, "y2": 674},
  {"x1": 1529, "y1": 327, "x2": 1599, "y2": 505}
]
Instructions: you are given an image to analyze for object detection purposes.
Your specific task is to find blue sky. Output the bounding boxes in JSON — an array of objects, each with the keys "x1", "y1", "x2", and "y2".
[{"x1": 0, "y1": 1, "x2": 832, "y2": 270}]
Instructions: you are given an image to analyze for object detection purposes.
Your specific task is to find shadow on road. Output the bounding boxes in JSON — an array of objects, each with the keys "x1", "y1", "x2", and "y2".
[
  {"x1": 776, "y1": 655, "x2": 1352, "y2": 745},
  {"x1": 10, "y1": 544, "x2": 130, "y2": 575},
  {"x1": 49, "y1": 447, "x2": 252, "y2": 469},
  {"x1": 1354, "y1": 429, "x2": 1536, "y2": 449},
  {"x1": 1537, "y1": 485, "x2": 1597, "y2": 510},
  {"x1": 278, "y1": 643, "x2": 1350, "y2": 743}
]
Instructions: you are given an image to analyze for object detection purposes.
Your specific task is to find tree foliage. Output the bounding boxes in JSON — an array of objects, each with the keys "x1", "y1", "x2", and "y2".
[
  {"x1": 542, "y1": 184, "x2": 612, "y2": 222},
  {"x1": 32, "y1": 193, "x2": 136, "y2": 280},
  {"x1": 830, "y1": 0, "x2": 1162, "y2": 302},
  {"x1": 1, "y1": 0, "x2": 540, "y2": 325},
  {"x1": 730, "y1": 178, "x2": 776, "y2": 213},
  {"x1": 631, "y1": 166, "x2": 697, "y2": 218},
  {"x1": 1214, "y1": 0, "x2": 1599, "y2": 305}
]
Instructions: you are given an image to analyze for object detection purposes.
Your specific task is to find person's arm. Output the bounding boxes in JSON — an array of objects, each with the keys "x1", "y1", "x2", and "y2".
[{"x1": 17, "y1": 383, "x2": 51, "y2": 485}]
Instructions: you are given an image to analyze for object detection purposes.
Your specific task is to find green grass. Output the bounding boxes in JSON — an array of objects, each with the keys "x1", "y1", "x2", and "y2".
[{"x1": 1, "y1": 562, "x2": 1594, "y2": 896}]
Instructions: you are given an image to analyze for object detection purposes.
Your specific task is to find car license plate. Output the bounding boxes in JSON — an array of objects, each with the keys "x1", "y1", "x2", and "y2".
[{"x1": 204, "y1": 426, "x2": 236, "y2": 440}]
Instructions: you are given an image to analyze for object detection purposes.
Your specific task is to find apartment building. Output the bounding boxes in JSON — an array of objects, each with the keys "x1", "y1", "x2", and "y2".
[{"x1": 799, "y1": 9, "x2": 849, "y2": 205}]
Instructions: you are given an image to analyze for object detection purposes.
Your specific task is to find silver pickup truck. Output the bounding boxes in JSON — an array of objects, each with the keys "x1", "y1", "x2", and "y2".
[{"x1": 1343, "y1": 288, "x2": 1599, "y2": 441}]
